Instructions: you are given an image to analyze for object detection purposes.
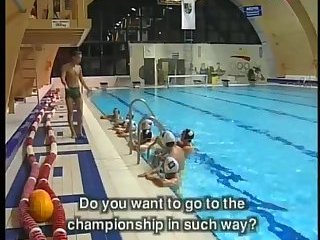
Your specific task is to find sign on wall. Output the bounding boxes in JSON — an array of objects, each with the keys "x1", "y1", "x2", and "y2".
[
  {"x1": 51, "y1": 20, "x2": 71, "y2": 28},
  {"x1": 242, "y1": 5, "x2": 262, "y2": 18},
  {"x1": 144, "y1": 45, "x2": 155, "y2": 58}
]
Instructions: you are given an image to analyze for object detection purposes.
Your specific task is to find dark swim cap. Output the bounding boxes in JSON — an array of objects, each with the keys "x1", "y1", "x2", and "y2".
[
  {"x1": 113, "y1": 108, "x2": 120, "y2": 115},
  {"x1": 126, "y1": 113, "x2": 134, "y2": 119},
  {"x1": 182, "y1": 129, "x2": 194, "y2": 141}
]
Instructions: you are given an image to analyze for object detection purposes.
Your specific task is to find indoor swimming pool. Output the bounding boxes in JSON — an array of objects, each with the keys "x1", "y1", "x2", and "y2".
[{"x1": 90, "y1": 85, "x2": 317, "y2": 240}]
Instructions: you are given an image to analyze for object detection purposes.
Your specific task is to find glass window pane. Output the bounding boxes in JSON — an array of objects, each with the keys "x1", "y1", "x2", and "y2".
[
  {"x1": 101, "y1": 57, "x2": 114, "y2": 75},
  {"x1": 81, "y1": 57, "x2": 100, "y2": 76},
  {"x1": 103, "y1": 44, "x2": 114, "y2": 56},
  {"x1": 90, "y1": 44, "x2": 101, "y2": 57},
  {"x1": 115, "y1": 59, "x2": 128, "y2": 75}
]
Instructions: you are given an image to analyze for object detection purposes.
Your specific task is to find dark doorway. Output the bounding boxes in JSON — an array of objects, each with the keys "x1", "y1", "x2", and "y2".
[{"x1": 143, "y1": 58, "x2": 155, "y2": 85}]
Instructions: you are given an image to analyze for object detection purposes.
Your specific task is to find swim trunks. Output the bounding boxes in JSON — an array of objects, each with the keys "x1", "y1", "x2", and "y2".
[{"x1": 65, "y1": 87, "x2": 81, "y2": 100}]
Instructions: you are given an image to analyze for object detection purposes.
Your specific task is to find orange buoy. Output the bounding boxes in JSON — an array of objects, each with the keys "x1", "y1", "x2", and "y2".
[{"x1": 29, "y1": 189, "x2": 54, "y2": 223}]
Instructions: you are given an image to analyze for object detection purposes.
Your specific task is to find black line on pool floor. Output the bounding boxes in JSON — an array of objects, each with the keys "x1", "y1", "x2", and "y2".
[
  {"x1": 143, "y1": 91, "x2": 317, "y2": 159},
  {"x1": 236, "y1": 87, "x2": 315, "y2": 99},
  {"x1": 214, "y1": 89, "x2": 316, "y2": 108},
  {"x1": 177, "y1": 90, "x2": 317, "y2": 123}
]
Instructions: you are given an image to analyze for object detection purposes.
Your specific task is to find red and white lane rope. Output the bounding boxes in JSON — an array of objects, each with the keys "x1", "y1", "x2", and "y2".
[{"x1": 19, "y1": 90, "x2": 67, "y2": 240}]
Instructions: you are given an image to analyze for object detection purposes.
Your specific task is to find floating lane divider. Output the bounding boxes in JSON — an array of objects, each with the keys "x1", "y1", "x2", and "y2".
[{"x1": 19, "y1": 89, "x2": 67, "y2": 240}]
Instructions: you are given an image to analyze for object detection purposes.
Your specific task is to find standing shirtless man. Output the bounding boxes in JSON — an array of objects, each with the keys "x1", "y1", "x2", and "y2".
[{"x1": 60, "y1": 50, "x2": 91, "y2": 139}]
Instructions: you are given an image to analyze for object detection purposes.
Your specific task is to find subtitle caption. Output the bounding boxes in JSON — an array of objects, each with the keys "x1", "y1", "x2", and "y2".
[{"x1": 67, "y1": 196, "x2": 258, "y2": 235}]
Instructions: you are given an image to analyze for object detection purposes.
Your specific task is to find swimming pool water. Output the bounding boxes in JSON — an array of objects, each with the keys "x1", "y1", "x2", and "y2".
[{"x1": 91, "y1": 85, "x2": 318, "y2": 240}]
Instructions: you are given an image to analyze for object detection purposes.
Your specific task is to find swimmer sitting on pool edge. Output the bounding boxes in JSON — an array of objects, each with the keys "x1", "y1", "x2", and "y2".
[
  {"x1": 116, "y1": 118, "x2": 137, "y2": 138},
  {"x1": 113, "y1": 114, "x2": 133, "y2": 131},
  {"x1": 100, "y1": 108, "x2": 121, "y2": 123},
  {"x1": 138, "y1": 156, "x2": 179, "y2": 187}
]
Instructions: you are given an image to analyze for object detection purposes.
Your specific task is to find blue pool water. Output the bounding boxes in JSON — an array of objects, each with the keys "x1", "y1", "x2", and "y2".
[{"x1": 90, "y1": 85, "x2": 318, "y2": 240}]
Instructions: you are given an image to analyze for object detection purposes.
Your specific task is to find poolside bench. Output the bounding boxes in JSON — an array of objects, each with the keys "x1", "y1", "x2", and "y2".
[
  {"x1": 221, "y1": 79, "x2": 230, "y2": 87},
  {"x1": 100, "y1": 82, "x2": 108, "y2": 90},
  {"x1": 132, "y1": 81, "x2": 141, "y2": 88},
  {"x1": 249, "y1": 80, "x2": 256, "y2": 86},
  {"x1": 193, "y1": 79, "x2": 203, "y2": 84}
]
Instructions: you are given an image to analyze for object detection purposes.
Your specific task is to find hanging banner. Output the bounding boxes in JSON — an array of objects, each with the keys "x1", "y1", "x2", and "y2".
[{"x1": 181, "y1": 0, "x2": 196, "y2": 30}]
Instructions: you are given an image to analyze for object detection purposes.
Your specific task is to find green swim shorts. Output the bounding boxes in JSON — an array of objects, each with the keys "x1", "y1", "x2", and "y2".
[{"x1": 65, "y1": 87, "x2": 81, "y2": 100}]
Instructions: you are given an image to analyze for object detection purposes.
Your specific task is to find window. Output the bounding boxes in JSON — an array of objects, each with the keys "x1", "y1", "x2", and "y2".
[
  {"x1": 103, "y1": 44, "x2": 114, "y2": 56},
  {"x1": 100, "y1": 57, "x2": 115, "y2": 75},
  {"x1": 80, "y1": 44, "x2": 90, "y2": 57},
  {"x1": 115, "y1": 59, "x2": 128, "y2": 75},
  {"x1": 90, "y1": 44, "x2": 101, "y2": 57}
]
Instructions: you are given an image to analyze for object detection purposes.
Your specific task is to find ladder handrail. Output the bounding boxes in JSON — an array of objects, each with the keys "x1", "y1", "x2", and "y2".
[
  {"x1": 136, "y1": 115, "x2": 166, "y2": 164},
  {"x1": 128, "y1": 98, "x2": 156, "y2": 155}
]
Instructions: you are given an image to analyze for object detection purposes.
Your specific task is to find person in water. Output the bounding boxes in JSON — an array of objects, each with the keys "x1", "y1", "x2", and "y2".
[
  {"x1": 60, "y1": 50, "x2": 92, "y2": 139},
  {"x1": 145, "y1": 130, "x2": 175, "y2": 168},
  {"x1": 100, "y1": 108, "x2": 121, "y2": 122},
  {"x1": 159, "y1": 130, "x2": 193, "y2": 172},
  {"x1": 138, "y1": 156, "x2": 179, "y2": 187},
  {"x1": 132, "y1": 119, "x2": 155, "y2": 152},
  {"x1": 177, "y1": 128, "x2": 195, "y2": 157}
]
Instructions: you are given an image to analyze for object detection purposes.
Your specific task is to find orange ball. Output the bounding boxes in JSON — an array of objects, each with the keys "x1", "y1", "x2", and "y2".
[{"x1": 29, "y1": 189, "x2": 54, "y2": 223}]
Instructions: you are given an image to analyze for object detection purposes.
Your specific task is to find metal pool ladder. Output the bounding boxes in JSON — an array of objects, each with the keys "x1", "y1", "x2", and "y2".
[{"x1": 127, "y1": 98, "x2": 166, "y2": 164}]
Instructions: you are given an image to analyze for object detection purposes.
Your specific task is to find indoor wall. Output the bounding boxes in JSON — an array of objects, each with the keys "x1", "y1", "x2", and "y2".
[{"x1": 232, "y1": 0, "x2": 317, "y2": 77}]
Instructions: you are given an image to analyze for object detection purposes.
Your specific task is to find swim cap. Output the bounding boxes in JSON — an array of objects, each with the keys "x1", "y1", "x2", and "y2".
[
  {"x1": 126, "y1": 113, "x2": 134, "y2": 119},
  {"x1": 142, "y1": 129, "x2": 153, "y2": 140},
  {"x1": 142, "y1": 119, "x2": 153, "y2": 130},
  {"x1": 160, "y1": 131, "x2": 175, "y2": 146},
  {"x1": 164, "y1": 157, "x2": 179, "y2": 174},
  {"x1": 113, "y1": 108, "x2": 120, "y2": 115},
  {"x1": 131, "y1": 121, "x2": 137, "y2": 131},
  {"x1": 123, "y1": 119, "x2": 131, "y2": 128},
  {"x1": 182, "y1": 129, "x2": 194, "y2": 141}
]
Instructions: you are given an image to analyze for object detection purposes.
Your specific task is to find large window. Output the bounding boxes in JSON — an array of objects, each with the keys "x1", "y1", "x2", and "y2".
[
  {"x1": 79, "y1": 43, "x2": 129, "y2": 76},
  {"x1": 69, "y1": 0, "x2": 260, "y2": 76},
  {"x1": 51, "y1": 43, "x2": 130, "y2": 77},
  {"x1": 86, "y1": 0, "x2": 260, "y2": 44}
]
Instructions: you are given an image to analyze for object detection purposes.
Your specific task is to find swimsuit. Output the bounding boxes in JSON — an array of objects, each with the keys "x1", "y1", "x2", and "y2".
[
  {"x1": 141, "y1": 130, "x2": 153, "y2": 142},
  {"x1": 65, "y1": 87, "x2": 81, "y2": 100}
]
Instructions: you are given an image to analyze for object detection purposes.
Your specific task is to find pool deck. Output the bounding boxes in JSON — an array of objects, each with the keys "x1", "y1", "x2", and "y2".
[{"x1": 5, "y1": 86, "x2": 216, "y2": 240}]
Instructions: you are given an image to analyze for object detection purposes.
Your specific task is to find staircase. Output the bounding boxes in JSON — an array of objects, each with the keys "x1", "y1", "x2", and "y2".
[
  {"x1": 20, "y1": 47, "x2": 38, "y2": 97},
  {"x1": 8, "y1": 47, "x2": 38, "y2": 113}
]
